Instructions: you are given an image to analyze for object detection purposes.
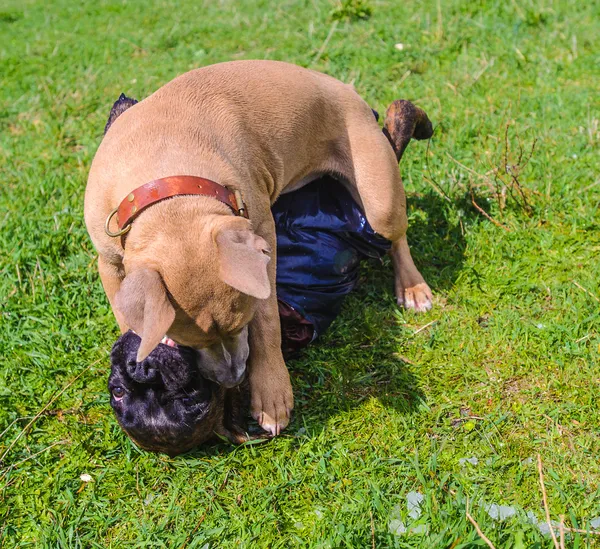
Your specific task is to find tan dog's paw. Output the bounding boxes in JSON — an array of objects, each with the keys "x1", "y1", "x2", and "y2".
[
  {"x1": 250, "y1": 374, "x2": 294, "y2": 436},
  {"x1": 396, "y1": 282, "x2": 433, "y2": 312}
]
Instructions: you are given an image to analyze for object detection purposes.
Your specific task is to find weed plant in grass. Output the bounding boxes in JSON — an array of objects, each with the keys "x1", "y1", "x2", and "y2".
[{"x1": 0, "y1": 0, "x2": 599, "y2": 547}]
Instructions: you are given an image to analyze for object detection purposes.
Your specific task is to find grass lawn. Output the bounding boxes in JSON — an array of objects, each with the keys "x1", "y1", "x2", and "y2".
[{"x1": 1, "y1": 0, "x2": 599, "y2": 546}]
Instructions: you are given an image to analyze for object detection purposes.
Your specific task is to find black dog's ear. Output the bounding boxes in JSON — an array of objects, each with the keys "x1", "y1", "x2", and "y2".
[
  {"x1": 110, "y1": 330, "x2": 141, "y2": 367},
  {"x1": 104, "y1": 93, "x2": 138, "y2": 135}
]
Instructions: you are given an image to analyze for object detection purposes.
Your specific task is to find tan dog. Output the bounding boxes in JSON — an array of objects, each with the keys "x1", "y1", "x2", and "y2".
[{"x1": 85, "y1": 60, "x2": 433, "y2": 436}]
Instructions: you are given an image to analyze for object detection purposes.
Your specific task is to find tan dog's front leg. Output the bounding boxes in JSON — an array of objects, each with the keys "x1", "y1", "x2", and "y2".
[
  {"x1": 247, "y1": 216, "x2": 293, "y2": 436},
  {"x1": 248, "y1": 294, "x2": 293, "y2": 435}
]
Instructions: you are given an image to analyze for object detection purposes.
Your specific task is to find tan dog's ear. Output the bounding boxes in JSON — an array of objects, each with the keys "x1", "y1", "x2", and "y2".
[
  {"x1": 114, "y1": 269, "x2": 176, "y2": 362},
  {"x1": 216, "y1": 230, "x2": 271, "y2": 299}
]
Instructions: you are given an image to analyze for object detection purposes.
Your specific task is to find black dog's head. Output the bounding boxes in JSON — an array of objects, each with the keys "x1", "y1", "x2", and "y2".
[{"x1": 109, "y1": 331, "x2": 249, "y2": 456}]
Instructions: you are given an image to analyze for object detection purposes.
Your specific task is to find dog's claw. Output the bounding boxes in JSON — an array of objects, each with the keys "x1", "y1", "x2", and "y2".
[
  {"x1": 250, "y1": 375, "x2": 293, "y2": 437},
  {"x1": 251, "y1": 408, "x2": 290, "y2": 436},
  {"x1": 397, "y1": 282, "x2": 433, "y2": 313}
]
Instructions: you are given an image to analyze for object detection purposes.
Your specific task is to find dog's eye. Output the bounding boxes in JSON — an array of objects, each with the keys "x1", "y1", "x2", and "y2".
[
  {"x1": 181, "y1": 396, "x2": 195, "y2": 406},
  {"x1": 112, "y1": 387, "x2": 125, "y2": 400}
]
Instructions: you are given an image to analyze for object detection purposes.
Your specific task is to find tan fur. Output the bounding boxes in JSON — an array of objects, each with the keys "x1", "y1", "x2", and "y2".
[
  {"x1": 85, "y1": 60, "x2": 432, "y2": 435},
  {"x1": 113, "y1": 269, "x2": 176, "y2": 362},
  {"x1": 216, "y1": 230, "x2": 271, "y2": 299}
]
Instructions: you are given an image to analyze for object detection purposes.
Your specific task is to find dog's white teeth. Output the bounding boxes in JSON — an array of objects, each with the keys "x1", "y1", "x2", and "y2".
[{"x1": 160, "y1": 336, "x2": 177, "y2": 347}]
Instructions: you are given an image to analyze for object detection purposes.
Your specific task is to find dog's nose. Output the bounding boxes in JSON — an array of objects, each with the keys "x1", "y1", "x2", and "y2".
[
  {"x1": 126, "y1": 359, "x2": 160, "y2": 384},
  {"x1": 216, "y1": 365, "x2": 247, "y2": 388}
]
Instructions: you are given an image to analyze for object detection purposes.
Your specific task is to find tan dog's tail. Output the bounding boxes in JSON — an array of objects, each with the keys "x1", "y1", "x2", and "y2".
[{"x1": 382, "y1": 100, "x2": 433, "y2": 163}]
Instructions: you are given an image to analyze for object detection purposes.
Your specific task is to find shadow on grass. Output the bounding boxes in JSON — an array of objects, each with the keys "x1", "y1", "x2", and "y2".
[
  {"x1": 284, "y1": 190, "x2": 470, "y2": 431},
  {"x1": 408, "y1": 190, "x2": 471, "y2": 293}
]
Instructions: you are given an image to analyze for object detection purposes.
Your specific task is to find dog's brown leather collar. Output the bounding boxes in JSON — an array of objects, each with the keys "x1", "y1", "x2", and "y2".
[{"x1": 105, "y1": 175, "x2": 248, "y2": 238}]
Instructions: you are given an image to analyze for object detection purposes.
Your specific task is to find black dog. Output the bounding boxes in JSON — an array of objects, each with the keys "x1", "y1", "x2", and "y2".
[{"x1": 109, "y1": 331, "x2": 249, "y2": 455}]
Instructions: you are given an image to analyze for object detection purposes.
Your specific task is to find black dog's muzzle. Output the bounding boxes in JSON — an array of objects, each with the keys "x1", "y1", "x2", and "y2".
[
  {"x1": 113, "y1": 331, "x2": 196, "y2": 391},
  {"x1": 126, "y1": 357, "x2": 159, "y2": 384}
]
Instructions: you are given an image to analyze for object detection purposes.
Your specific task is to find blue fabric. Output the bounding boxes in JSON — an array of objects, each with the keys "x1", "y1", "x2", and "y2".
[{"x1": 272, "y1": 177, "x2": 391, "y2": 338}]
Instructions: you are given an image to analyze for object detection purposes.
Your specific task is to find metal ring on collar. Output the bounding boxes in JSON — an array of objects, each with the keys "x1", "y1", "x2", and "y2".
[{"x1": 104, "y1": 207, "x2": 132, "y2": 238}]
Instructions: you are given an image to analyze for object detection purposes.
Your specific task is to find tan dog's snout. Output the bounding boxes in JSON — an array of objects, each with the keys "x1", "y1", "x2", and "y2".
[{"x1": 194, "y1": 326, "x2": 250, "y2": 388}]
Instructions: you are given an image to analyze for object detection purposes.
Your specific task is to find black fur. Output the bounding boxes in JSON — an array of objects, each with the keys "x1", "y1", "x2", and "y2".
[
  {"x1": 104, "y1": 93, "x2": 138, "y2": 135},
  {"x1": 109, "y1": 331, "x2": 220, "y2": 455}
]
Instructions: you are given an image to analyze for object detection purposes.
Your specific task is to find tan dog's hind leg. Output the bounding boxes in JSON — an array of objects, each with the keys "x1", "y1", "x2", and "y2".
[
  {"x1": 98, "y1": 256, "x2": 128, "y2": 333},
  {"x1": 391, "y1": 236, "x2": 433, "y2": 312},
  {"x1": 247, "y1": 214, "x2": 294, "y2": 435},
  {"x1": 346, "y1": 124, "x2": 432, "y2": 312}
]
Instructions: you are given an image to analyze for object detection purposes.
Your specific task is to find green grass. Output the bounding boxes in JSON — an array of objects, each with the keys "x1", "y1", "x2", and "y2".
[{"x1": 1, "y1": 0, "x2": 599, "y2": 546}]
